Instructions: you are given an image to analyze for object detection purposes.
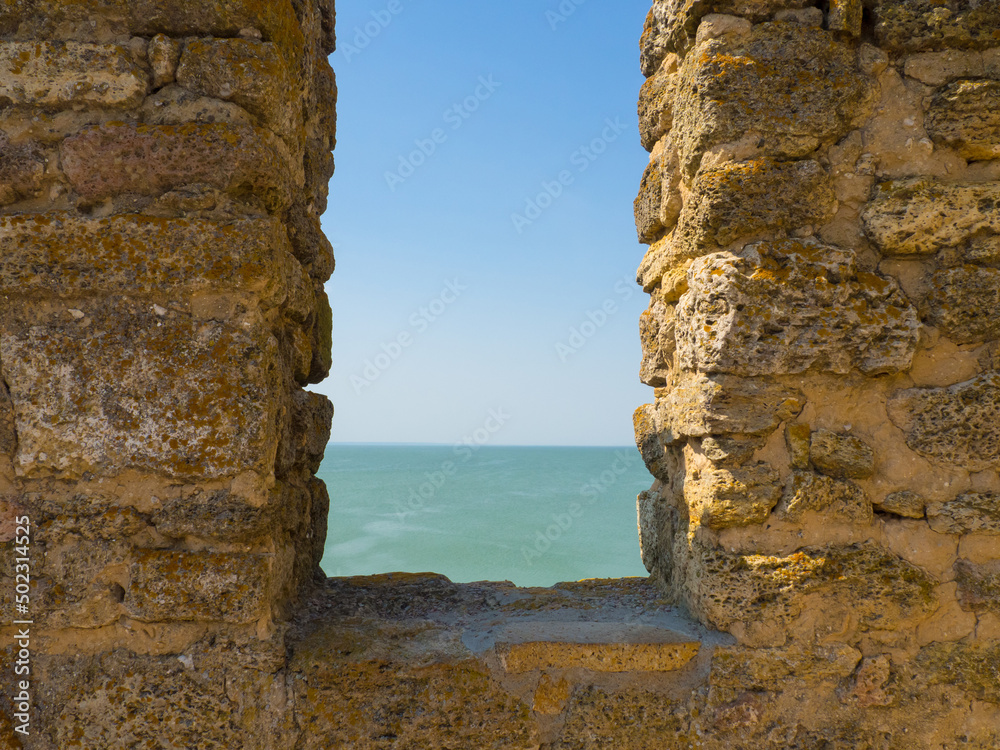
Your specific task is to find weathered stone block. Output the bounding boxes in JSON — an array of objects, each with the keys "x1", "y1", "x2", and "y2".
[
  {"x1": 291, "y1": 622, "x2": 535, "y2": 750},
  {"x1": 129, "y1": 0, "x2": 305, "y2": 65},
  {"x1": 673, "y1": 23, "x2": 874, "y2": 171},
  {"x1": 499, "y1": 638, "x2": 700, "y2": 673},
  {"x1": 902, "y1": 50, "x2": 987, "y2": 86},
  {"x1": 926, "y1": 79, "x2": 1000, "y2": 161},
  {"x1": 644, "y1": 0, "x2": 815, "y2": 60},
  {"x1": 657, "y1": 372, "x2": 804, "y2": 440},
  {"x1": 37, "y1": 638, "x2": 292, "y2": 749},
  {"x1": 637, "y1": 488, "x2": 672, "y2": 575},
  {"x1": 0, "y1": 300, "x2": 281, "y2": 480},
  {"x1": 686, "y1": 462, "x2": 781, "y2": 529},
  {"x1": 955, "y1": 559, "x2": 1000, "y2": 614},
  {"x1": 676, "y1": 240, "x2": 920, "y2": 376},
  {"x1": 862, "y1": 179, "x2": 1000, "y2": 257},
  {"x1": 785, "y1": 423, "x2": 810, "y2": 470},
  {"x1": 147, "y1": 32, "x2": 180, "y2": 88},
  {"x1": 638, "y1": 53, "x2": 678, "y2": 150},
  {"x1": 927, "y1": 492, "x2": 1000, "y2": 534},
  {"x1": 888, "y1": 374, "x2": 1000, "y2": 472},
  {"x1": 685, "y1": 540, "x2": 937, "y2": 633},
  {"x1": 915, "y1": 640, "x2": 1000, "y2": 704},
  {"x1": 0, "y1": 41, "x2": 147, "y2": 109},
  {"x1": 139, "y1": 84, "x2": 255, "y2": 128},
  {"x1": 828, "y1": 0, "x2": 863, "y2": 35},
  {"x1": 639, "y1": 298, "x2": 675, "y2": 387},
  {"x1": 150, "y1": 489, "x2": 277, "y2": 543},
  {"x1": 671, "y1": 159, "x2": 836, "y2": 257},
  {"x1": 876, "y1": 491, "x2": 926, "y2": 519},
  {"x1": 176, "y1": 38, "x2": 296, "y2": 136},
  {"x1": 0, "y1": 131, "x2": 43, "y2": 206},
  {"x1": 0, "y1": 213, "x2": 293, "y2": 304},
  {"x1": 557, "y1": 687, "x2": 692, "y2": 749},
  {"x1": 126, "y1": 549, "x2": 271, "y2": 623},
  {"x1": 710, "y1": 643, "x2": 861, "y2": 690},
  {"x1": 927, "y1": 265, "x2": 1000, "y2": 344},
  {"x1": 873, "y1": 0, "x2": 1000, "y2": 53},
  {"x1": 700, "y1": 434, "x2": 766, "y2": 463},
  {"x1": 808, "y1": 430, "x2": 875, "y2": 479},
  {"x1": 779, "y1": 471, "x2": 872, "y2": 524},
  {"x1": 634, "y1": 403, "x2": 673, "y2": 481},
  {"x1": 634, "y1": 158, "x2": 665, "y2": 243},
  {"x1": 60, "y1": 122, "x2": 294, "y2": 211}
]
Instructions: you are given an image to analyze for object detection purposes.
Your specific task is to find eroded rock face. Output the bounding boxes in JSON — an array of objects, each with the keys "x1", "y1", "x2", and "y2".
[
  {"x1": 0, "y1": 6, "x2": 336, "y2": 742},
  {"x1": 927, "y1": 265, "x2": 1000, "y2": 344},
  {"x1": 888, "y1": 374, "x2": 1000, "y2": 472},
  {"x1": 927, "y1": 492, "x2": 1000, "y2": 534},
  {"x1": 872, "y1": 0, "x2": 1000, "y2": 53},
  {"x1": 0, "y1": 300, "x2": 282, "y2": 480},
  {"x1": 862, "y1": 179, "x2": 1000, "y2": 257},
  {"x1": 672, "y1": 22, "x2": 874, "y2": 172},
  {"x1": 675, "y1": 240, "x2": 920, "y2": 376},
  {"x1": 926, "y1": 79, "x2": 1000, "y2": 161},
  {"x1": 669, "y1": 159, "x2": 836, "y2": 258},
  {"x1": 632, "y1": 8, "x2": 1000, "y2": 742}
]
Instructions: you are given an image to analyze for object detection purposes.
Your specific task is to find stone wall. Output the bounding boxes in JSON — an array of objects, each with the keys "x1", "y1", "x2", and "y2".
[
  {"x1": 633, "y1": 0, "x2": 1000, "y2": 742},
  {"x1": 0, "y1": 0, "x2": 335, "y2": 745},
  {"x1": 0, "y1": 0, "x2": 998, "y2": 747}
]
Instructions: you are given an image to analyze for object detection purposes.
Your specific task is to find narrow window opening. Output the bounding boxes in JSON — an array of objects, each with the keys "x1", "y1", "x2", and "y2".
[{"x1": 311, "y1": 2, "x2": 656, "y2": 586}]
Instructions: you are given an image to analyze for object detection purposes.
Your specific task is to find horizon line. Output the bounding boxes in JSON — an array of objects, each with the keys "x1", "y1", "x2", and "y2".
[{"x1": 326, "y1": 441, "x2": 638, "y2": 449}]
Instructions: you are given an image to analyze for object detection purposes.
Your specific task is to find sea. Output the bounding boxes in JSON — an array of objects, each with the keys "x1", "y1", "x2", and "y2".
[{"x1": 317, "y1": 445, "x2": 653, "y2": 587}]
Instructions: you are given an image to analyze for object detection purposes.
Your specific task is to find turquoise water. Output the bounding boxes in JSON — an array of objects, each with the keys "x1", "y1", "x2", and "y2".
[{"x1": 318, "y1": 445, "x2": 652, "y2": 587}]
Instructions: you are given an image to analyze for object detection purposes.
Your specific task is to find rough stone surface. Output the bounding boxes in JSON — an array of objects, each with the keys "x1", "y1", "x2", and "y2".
[
  {"x1": 672, "y1": 23, "x2": 874, "y2": 172},
  {"x1": 0, "y1": 213, "x2": 294, "y2": 301},
  {"x1": 862, "y1": 179, "x2": 1000, "y2": 257},
  {"x1": 926, "y1": 79, "x2": 1000, "y2": 161},
  {"x1": 0, "y1": 41, "x2": 148, "y2": 109},
  {"x1": 675, "y1": 240, "x2": 920, "y2": 376},
  {"x1": 779, "y1": 471, "x2": 873, "y2": 524},
  {"x1": 60, "y1": 121, "x2": 295, "y2": 211},
  {"x1": 656, "y1": 372, "x2": 804, "y2": 440},
  {"x1": 876, "y1": 491, "x2": 926, "y2": 519},
  {"x1": 0, "y1": 300, "x2": 281, "y2": 479},
  {"x1": 126, "y1": 549, "x2": 271, "y2": 623},
  {"x1": 888, "y1": 374, "x2": 1000, "y2": 472},
  {"x1": 808, "y1": 429, "x2": 875, "y2": 479},
  {"x1": 927, "y1": 265, "x2": 1000, "y2": 344},
  {"x1": 0, "y1": 130, "x2": 43, "y2": 205},
  {"x1": 670, "y1": 159, "x2": 836, "y2": 258},
  {"x1": 873, "y1": 0, "x2": 1000, "y2": 53},
  {"x1": 684, "y1": 462, "x2": 781, "y2": 529},
  {"x1": 955, "y1": 559, "x2": 1000, "y2": 614},
  {"x1": 927, "y1": 492, "x2": 1000, "y2": 534},
  {"x1": 176, "y1": 38, "x2": 296, "y2": 136},
  {"x1": 638, "y1": 53, "x2": 677, "y2": 150},
  {"x1": 685, "y1": 540, "x2": 937, "y2": 634}
]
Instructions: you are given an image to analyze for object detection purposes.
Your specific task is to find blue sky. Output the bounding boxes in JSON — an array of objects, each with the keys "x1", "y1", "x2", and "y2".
[{"x1": 315, "y1": 0, "x2": 654, "y2": 446}]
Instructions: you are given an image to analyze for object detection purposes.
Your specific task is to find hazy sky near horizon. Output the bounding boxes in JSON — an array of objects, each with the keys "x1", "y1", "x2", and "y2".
[{"x1": 314, "y1": 0, "x2": 655, "y2": 447}]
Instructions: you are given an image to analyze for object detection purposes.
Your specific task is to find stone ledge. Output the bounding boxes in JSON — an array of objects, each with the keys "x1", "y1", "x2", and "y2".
[{"x1": 497, "y1": 626, "x2": 700, "y2": 673}]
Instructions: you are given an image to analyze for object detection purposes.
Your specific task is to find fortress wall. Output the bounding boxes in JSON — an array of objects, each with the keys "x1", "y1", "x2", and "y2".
[
  {"x1": 634, "y1": 0, "x2": 1000, "y2": 654},
  {"x1": 0, "y1": 1, "x2": 997, "y2": 747},
  {"x1": 0, "y1": 0, "x2": 335, "y2": 745}
]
